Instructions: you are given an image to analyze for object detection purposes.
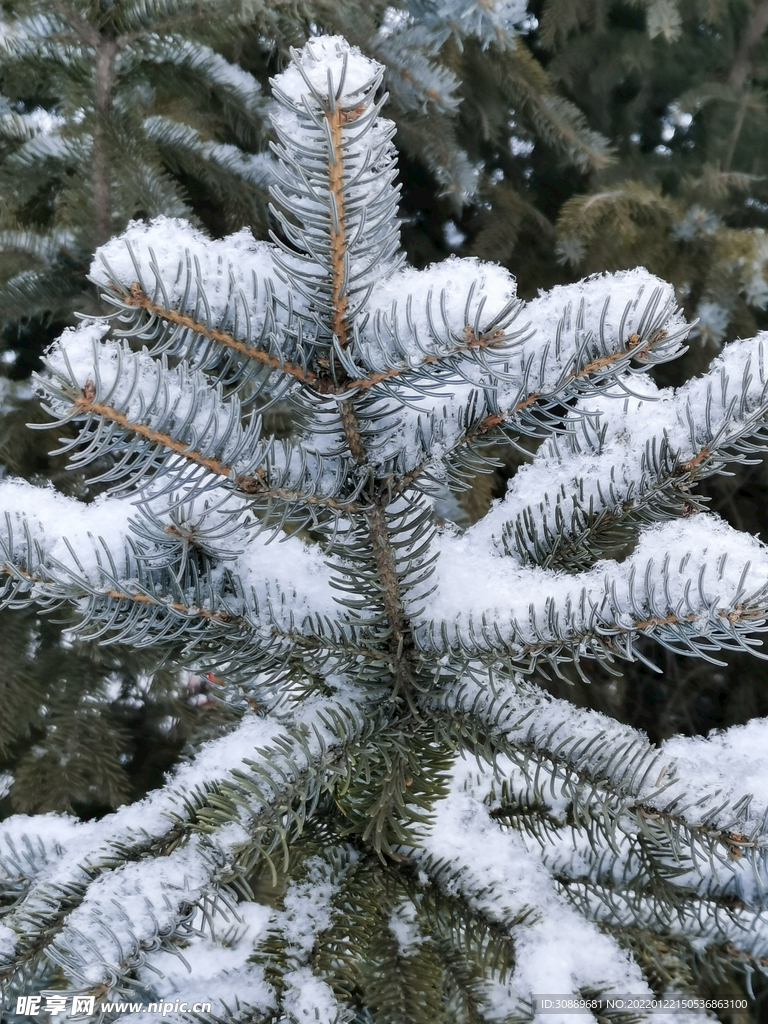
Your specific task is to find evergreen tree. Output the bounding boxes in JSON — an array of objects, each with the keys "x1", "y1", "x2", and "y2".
[
  {"x1": 0, "y1": 0, "x2": 273, "y2": 373},
  {"x1": 3, "y1": 35, "x2": 768, "y2": 1019},
  {"x1": 0, "y1": 0, "x2": 612, "y2": 373},
  {"x1": 0, "y1": 0, "x2": 622, "y2": 815},
  {"x1": 537, "y1": 0, "x2": 768, "y2": 347}
]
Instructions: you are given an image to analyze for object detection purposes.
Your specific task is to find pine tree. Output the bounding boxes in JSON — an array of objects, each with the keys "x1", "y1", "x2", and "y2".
[
  {"x1": 0, "y1": 0, "x2": 625, "y2": 814},
  {"x1": 0, "y1": 0, "x2": 613, "y2": 372},
  {"x1": 537, "y1": 0, "x2": 768, "y2": 348},
  {"x1": 6, "y1": 32, "x2": 768, "y2": 1021},
  {"x1": 0, "y1": 0, "x2": 274, "y2": 371}
]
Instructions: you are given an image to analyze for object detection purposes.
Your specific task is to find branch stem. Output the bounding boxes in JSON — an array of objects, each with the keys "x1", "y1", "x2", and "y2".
[
  {"x1": 92, "y1": 34, "x2": 117, "y2": 247},
  {"x1": 71, "y1": 393, "x2": 356, "y2": 510},
  {"x1": 396, "y1": 330, "x2": 654, "y2": 494},
  {"x1": 326, "y1": 106, "x2": 355, "y2": 348},
  {"x1": 121, "y1": 290, "x2": 513, "y2": 394}
]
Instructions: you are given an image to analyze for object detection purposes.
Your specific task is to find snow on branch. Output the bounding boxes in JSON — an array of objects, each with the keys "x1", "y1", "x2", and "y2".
[
  {"x1": 434, "y1": 673, "x2": 768, "y2": 880},
  {"x1": 0, "y1": 476, "x2": 346, "y2": 665},
  {"x1": 36, "y1": 320, "x2": 360, "y2": 516},
  {"x1": 426, "y1": 678, "x2": 768, "y2": 970},
  {"x1": 93, "y1": 227, "x2": 687, "y2": 414},
  {"x1": 269, "y1": 36, "x2": 404, "y2": 348},
  {"x1": 414, "y1": 748, "x2": 768, "y2": 1001},
  {"x1": 410, "y1": 760, "x2": 653, "y2": 1013},
  {"x1": 477, "y1": 333, "x2": 768, "y2": 569},
  {"x1": 6, "y1": 31, "x2": 768, "y2": 1017},
  {"x1": 0, "y1": 694, "x2": 368, "y2": 995},
  {"x1": 90, "y1": 219, "x2": 313, "y2": 397},
  {"x1": 337, "y1": 270, "x2": 689, "y2": 487},
  {"x1": 39, "y1": 322, "x2": 265, "y2": 489},
  {"x1": 360, "y1": 264, "x2": 684, "y2": 388},
  {"x1": 421, "y1": 514, "x2": 768, "y2": 669}
]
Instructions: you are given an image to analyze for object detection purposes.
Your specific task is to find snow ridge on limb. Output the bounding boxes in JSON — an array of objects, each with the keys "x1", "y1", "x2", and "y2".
[
  {"x1": 421, "y1": 514, "x2": 768, "y2": 671},
  {"x1": 90, "y1": 220, "x2": 309, "y2": 401},
  {"x1": 340, "y1": 269, "x2": 688, "y2": 489},
  {"x1": 0, "y1": 477, "x2": 348, "y2": 670},
  {"x1": 269, "y1": 36, "x2": 404, "y2": 349},
  {"x1": 89, "y1": 220, "x2": 685, "y2": 417},
  {"x1": 431, "y1": 673, "x2": 768, "y2": 850},
  {"x1": 411, "y1": 749, "x2": 768, "y2": 1010},
  {"x1": 36, "y1": 321, "x2": 360, "y2": 516},
  {"x1": 424, "y1": 677, "x2": 768, "y2": 969},
  {"x1": 354, "y1": 262, "x2": 683, "y2": 386},
  {"x1": 409, "y1": 760, "x2": 654, "y2": 1016},
  {"x1": 480, "y1": 333, "x2": 768, "y2": 569},
  {"x1": 0, "y1": 694, "x2": 369, "y2": 995}
]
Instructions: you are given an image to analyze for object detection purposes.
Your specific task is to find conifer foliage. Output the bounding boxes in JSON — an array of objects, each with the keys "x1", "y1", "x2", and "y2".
[
  {"x1": 5, "y1": 34, "x2": 768, "y2": 1021},
  {"x1": 0, "y1": 0, "x2": 612, "y2": 372},
  {"x1": 0, "y1": 0, "x2": 272, "y2": 364},
  {"x1": 541, "y1": 0, "x2": 768, "y2": 348}
]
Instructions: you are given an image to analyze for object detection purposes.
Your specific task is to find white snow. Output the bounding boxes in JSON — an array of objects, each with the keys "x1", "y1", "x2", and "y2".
[
  {"x1": 0, "y1": 105, "x2": 65, "y2": 140},
  {"x1": 90, "y1": 217, "x2": 292, "y2": 353},
  {"x1": 476, "y1": 332, "x2": 768, "y2": 565},
  {"x1": 496, "y1": 268, "x2": 685, "y2": 399},
  {"x1": 0, "y1": 476, "x2": 136, "y2": 583},
  {"x1": 357, "y1": 257, "x2": 521, "y2": 369},
  {"x1": 422, "y1": 513, "x2": 768, "y2": 659},
  {"x1": 42, "y1": 325, "x2": 256, "y2": 472},
  {"x1": 281, "y1": 968, "x2": 342, "y2": 1024},
  {"x1": 413, "y1": 758, "x2": 650, "y2": 1022},
  {"x1": 438, "y1": 671, "x2": 768, "y2": 926},
  {"x1": 388, "y1": 899, "x2": 423, "y2": 953},
  {"x1": 0, "y1": 694, "x2": 367, "y2": 985},
  {"x1": 262, "y1": 849, "x2": 357, "y2": 1024},
  {"x1": 271, "y1": 36, "x2": 384, "y2": 106},
  {"x1": 268, "y1": 35, "x2": 404, "y2": 319},
  {"x1": 279, "y1": 854, "x2": 350, "y2": 951}
]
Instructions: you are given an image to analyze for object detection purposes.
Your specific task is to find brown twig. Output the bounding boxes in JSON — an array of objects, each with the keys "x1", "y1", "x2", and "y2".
[
  {"x1": 122, "y1": 285, "x2": 511, "y2": 394},
  {"x1": 72, "y1": 390, "x2": 357, "y2": 510},
  {"x1": 396, "y1": 332, "x2": 654, "y2": 494},
  {"x1": 124, "y1": 284, "x2": 323, "y2": 388},
  {"x1": 326, "y1": 106, "x2": 363, "y2": 349}
]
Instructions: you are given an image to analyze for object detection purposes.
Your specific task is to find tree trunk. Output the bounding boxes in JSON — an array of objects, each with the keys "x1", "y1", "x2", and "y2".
[{"x1": 92, "y1": 35, "x2": 117, "y2": 248}]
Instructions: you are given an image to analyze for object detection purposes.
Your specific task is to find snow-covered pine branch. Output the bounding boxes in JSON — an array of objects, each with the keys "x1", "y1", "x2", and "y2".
[
  {"x1": 4, "y1": 32, "x2": 768, "y2": 1021},
  {"x1": 478, "y1": 337, "x2": 768, "y2": 570}
]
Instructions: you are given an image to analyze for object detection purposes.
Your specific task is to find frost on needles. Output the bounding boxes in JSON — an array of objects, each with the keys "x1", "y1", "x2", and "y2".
[{"x1": 4, "y1": 33, "x2": 768, "y2": 1022}]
